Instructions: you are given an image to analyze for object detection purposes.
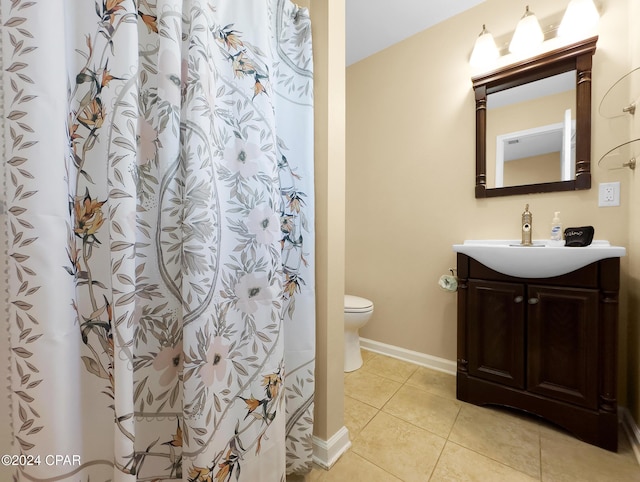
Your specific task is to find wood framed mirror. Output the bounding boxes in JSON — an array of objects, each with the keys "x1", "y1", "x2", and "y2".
[{"x1": 473, "y1": 37, "x2": 597, "y2": 198}]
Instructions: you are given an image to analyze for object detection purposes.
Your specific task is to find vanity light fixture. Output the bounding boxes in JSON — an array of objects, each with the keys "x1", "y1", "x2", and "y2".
[
  {"x1": 558, "y1": 0, "x2": 599, "y2": 40},
  {"x1": 469, "y1": 1, "x2": 599, "y2": 73},
  {"x1": 470, "y1": 24, "x2": 500, "y2": 69},
  {"x1": 509, "y1": 5, "x2": 544, "y2": 56}
]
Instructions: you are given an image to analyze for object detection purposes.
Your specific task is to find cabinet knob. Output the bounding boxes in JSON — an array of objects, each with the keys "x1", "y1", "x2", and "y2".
[
  {"x1": 528, "y1": 297, "x2": 539, "y2": 305},
  {"x1": 514, "y1": 296, "x2": 523, "y2": 303}
]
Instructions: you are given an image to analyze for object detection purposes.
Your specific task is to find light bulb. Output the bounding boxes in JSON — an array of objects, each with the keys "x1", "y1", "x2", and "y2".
[
  {"x1": 470, "y1": 25, "x2": 500, "y2": 69},
  {"x1": 558, "y1": 0, "x2": 599, "y2": 40},
  {"x1": 509, "y1": 6, "x2": 544, "y2": 56}
]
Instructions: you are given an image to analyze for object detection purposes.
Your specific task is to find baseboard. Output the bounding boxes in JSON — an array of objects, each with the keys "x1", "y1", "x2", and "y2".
[
  {"x1": 360, "y1": 337, "x2": 457, "y2": 375},
  {"x1": 620, "y1": 407, "x2": 640, "y2": 466},
  {"x1": 312, "y1": 425, "x2": 351, "y2": 470}
]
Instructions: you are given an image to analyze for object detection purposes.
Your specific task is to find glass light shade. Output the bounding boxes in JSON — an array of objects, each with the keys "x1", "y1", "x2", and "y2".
[
  {"x1": 470, "y1": 25, "x2": 500, "y2": 69},
  {"x1": 558, "y1": 0, "x2": 599, "y2": 40},
  {"x1": 509, "y1": 6, "x2": 544, "y2": 56}
]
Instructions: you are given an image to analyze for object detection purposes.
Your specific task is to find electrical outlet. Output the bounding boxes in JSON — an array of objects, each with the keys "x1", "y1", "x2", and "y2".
[{"x1": 598, "y1": 182, "x2": 620, "y2": 207}]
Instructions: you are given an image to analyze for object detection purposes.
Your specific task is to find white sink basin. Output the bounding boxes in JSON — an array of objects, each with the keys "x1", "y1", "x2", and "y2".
[{"x1": 453, "y1": 239, "x2": 626, "y2": 278}]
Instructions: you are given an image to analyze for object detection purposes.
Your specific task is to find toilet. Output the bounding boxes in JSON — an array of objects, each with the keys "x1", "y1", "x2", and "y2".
[{"x1": 344, "y1": 294, "x2": 374, "y2": 372}]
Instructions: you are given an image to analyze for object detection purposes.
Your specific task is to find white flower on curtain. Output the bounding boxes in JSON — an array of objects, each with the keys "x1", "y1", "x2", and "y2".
[
  {"x1": 200, "y1": 336, "x2": 230, "y2": 385},
  {"x1": 226, "y1": 140, "x2": 262, "y2": 179},
  {"x1": 2, "y1": 0, "x2": 315, "y2": 480},
  {"x1": 234, "y1": 272, "x2": 274, "y2": 314},
  {"x1": 247, "y1": 205, "x2": 281, "y2": 245}
]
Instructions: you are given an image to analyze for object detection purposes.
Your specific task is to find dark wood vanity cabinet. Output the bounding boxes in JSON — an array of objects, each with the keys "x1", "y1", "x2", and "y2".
[{"x1": 457, "y1": 253, "x2": 620, "y2": 451}]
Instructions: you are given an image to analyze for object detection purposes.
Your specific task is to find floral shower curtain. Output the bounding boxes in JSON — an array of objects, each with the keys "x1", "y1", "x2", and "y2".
[{"x1": 1, "y1": 0, "x2": 315, "y2": 480}]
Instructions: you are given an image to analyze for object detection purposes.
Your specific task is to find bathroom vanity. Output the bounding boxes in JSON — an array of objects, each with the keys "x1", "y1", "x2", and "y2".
[{"x1": 454, "y1": 242, "x2": 624, "y2": 452}]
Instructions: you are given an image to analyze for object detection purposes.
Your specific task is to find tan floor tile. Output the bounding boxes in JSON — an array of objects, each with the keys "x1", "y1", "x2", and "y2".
[
  {"x1": 307, "y1": 464, "x2": 327, "y2": 482},
  {"x1": 382, "y1": 384, "x2": 461, "y2": 438},
  {"x1": 540, "y1": 425, "x2": 640, "y2": 482},
  {"x1": 315, "y1": 450, "x2": 401, "y2": 482},
  {"x1": 343, "y1": 371, "x2": 350, "y2": 384},
  {"x1": 361, "y1": 348, "x2": 377, "y2": 365},
  {"x1": 449, "y1": 404, "x2": 541, "y2": 479},
  {"x1": 481, "y1": 404, "x2": 546, "y2": 428},
  {"x1": 538, "y1": 419, "x2": 637, "y2": 465},
  {"x1": 344, "y1": 369, "x2": 402, "y2": 409},
  {"x1": 351, "y1": 411, "x2": 446, "y2": 482},
  {"x1": 286, "y1": 467, "x2": 326, "y2": 482},
  {"x1": 405, "y1": 366, "x2": 457, "y2": 400},
  {"x1": 360, "y1": 353, "x2": 418, "y2": 383},
  {"x1": 344, "y1": 395, "x2": 379, "y2": 438},
  {"x1": 287, "y1": 467, "x2": 324, "y2": 482},
  {"x1": 430, "y1": 441, "x2": 540, "y2": 481}
]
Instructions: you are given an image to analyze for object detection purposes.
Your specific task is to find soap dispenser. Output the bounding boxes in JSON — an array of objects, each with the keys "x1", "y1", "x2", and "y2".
[
  {"x1": 521, "y1": 204, "x2": 532, "y2": 246},
  {"x1": 550, "y1": 211, "x2": 562, "y2": 242}
]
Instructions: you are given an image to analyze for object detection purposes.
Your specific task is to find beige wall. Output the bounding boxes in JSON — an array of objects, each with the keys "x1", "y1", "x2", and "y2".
[
  {"x1": 504, "y1": 152, "x2": 561, "y2": 187},
  {"x1": 345, "y1": 0, "x2": 636, "y2": 416},
  {"x1": 625, "y1": 0, "x2": 640, "y2": 425},
  {"x1": 308, "y1": 0, "x2": 346, "y2": 442}
]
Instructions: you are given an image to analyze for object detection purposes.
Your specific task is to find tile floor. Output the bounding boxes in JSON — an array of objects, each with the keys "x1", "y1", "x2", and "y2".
[{"x1": 290, "y1": 350, "x2": 640, "y2": 482}]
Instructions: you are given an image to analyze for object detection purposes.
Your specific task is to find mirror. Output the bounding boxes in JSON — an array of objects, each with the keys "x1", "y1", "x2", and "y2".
[
  {"x1": 488, "y1": 71, "x2": 576, "y2": 188},
  {"x1": 473, "y1": 37, "x2": 597, "y2": 198}
]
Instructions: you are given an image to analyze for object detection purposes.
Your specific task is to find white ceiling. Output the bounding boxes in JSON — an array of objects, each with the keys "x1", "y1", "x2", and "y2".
[{"x1": 346, "y1": 0, "x2": 486, "y2": 66}]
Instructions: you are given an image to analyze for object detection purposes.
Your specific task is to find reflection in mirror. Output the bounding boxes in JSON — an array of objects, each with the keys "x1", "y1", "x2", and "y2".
[
  {"x1": 473, "y1": 37, "x2": 597, "y2": 198},
  {"x1": 487, "y1": 71, "x2": 576, "y2": 188}
]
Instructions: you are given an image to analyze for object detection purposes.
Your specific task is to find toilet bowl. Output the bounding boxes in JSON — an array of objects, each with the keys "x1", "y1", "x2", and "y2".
[{"x1": 344, "y1": 294, "x2": 374, "y2": 372}]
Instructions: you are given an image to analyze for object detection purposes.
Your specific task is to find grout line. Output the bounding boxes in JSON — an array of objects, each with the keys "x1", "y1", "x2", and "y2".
[
  {"x1": 426, "y1": 439, "x2": 447, "y2": 482},
  {"x1": 428, "y1": 408, "x2": 465, "y2": 482},
  {"x1": 444, "y1": 399, "x2": 463, "y2": 441}
]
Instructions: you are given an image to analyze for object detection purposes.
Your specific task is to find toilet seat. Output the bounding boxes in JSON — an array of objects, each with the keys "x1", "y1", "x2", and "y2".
[{"x1": 344, "y1": 294, "x2": 373, "y2": 313}]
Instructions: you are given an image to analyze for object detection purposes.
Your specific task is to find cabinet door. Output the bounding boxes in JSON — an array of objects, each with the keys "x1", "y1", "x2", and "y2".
[
  {"x1": 467, "y1": 280, "x2": 525, "y2": 389},
  {"x1": 527, "y1": 285, "x2": 598, "y2": 409}
]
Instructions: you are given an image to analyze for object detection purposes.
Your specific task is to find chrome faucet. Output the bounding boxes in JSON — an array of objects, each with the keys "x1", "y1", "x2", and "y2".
[{"x1": 521, "y1": 204, "x2": 532, "y2": 246}]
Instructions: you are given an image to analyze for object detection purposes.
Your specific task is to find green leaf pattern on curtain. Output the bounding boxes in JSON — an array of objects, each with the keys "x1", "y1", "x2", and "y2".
[{"x1": 2, "y1": 0, "x2": 314, "y2": 480}]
